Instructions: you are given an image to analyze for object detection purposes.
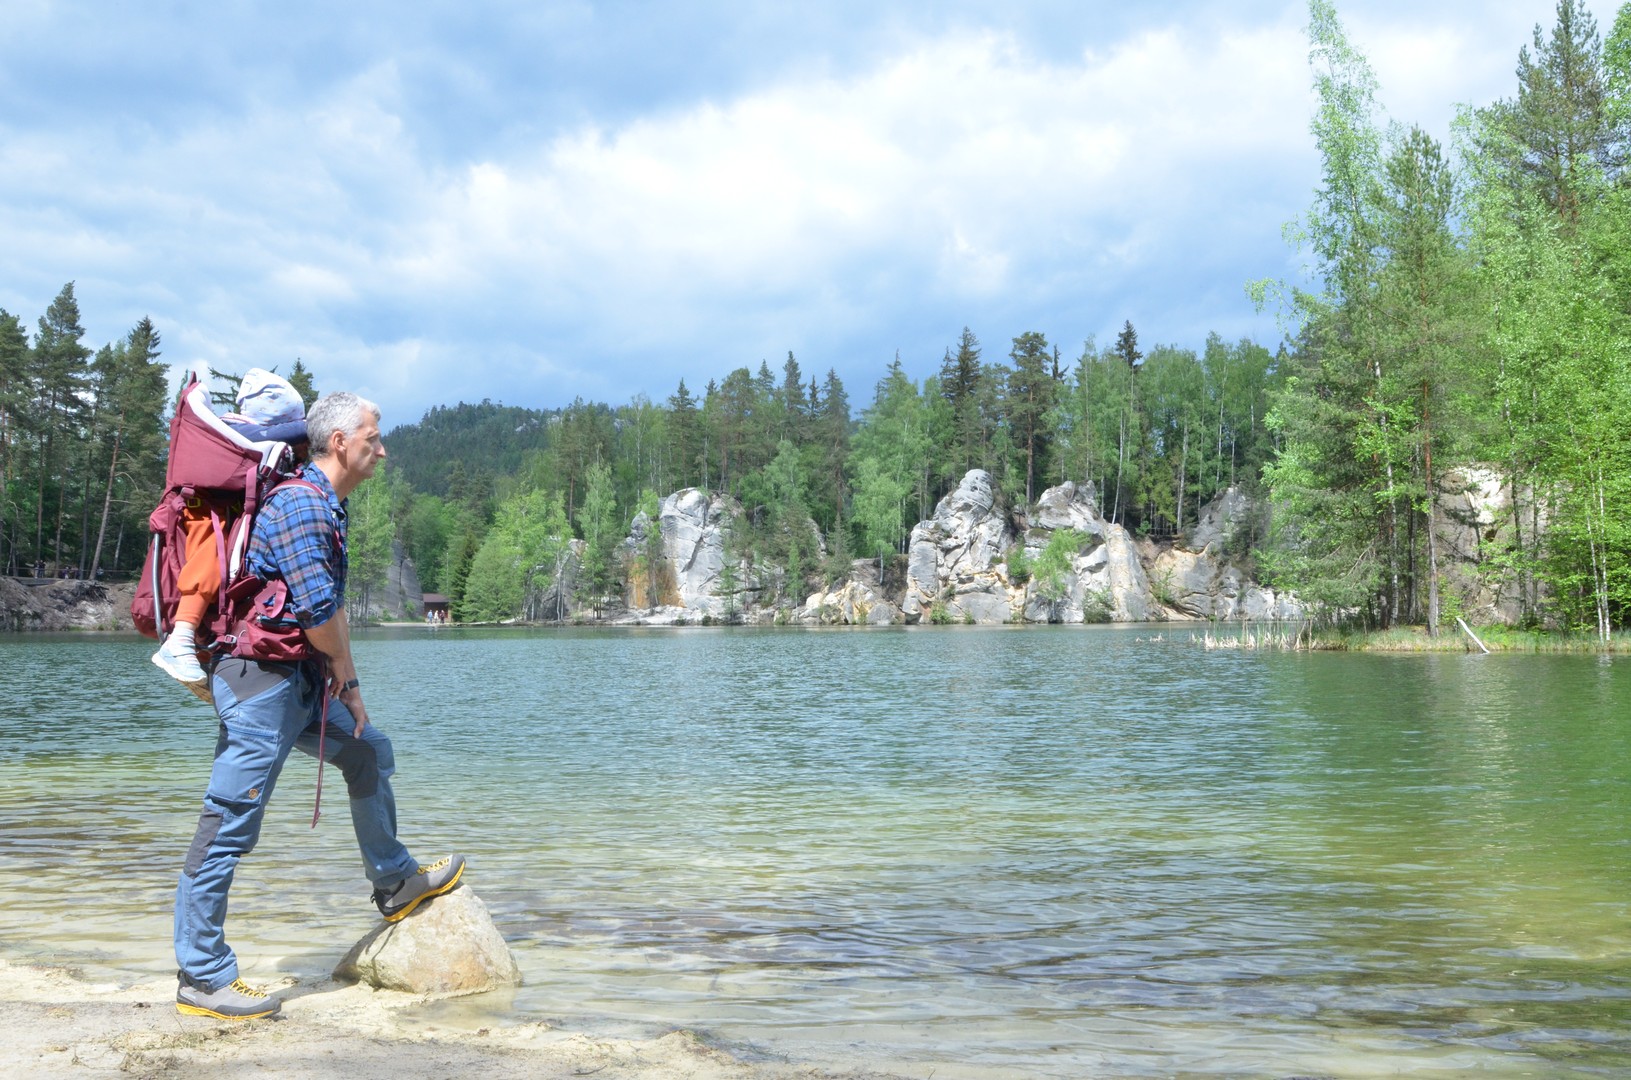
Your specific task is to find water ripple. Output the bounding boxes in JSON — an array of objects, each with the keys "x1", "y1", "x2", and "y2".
[{"x1": 2, "y1": 629, "x2": 1629, "y2": 1077}]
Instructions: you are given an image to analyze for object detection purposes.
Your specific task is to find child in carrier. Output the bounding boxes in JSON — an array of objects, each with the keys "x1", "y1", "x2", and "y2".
[{"x1": 150, "y1": 369, "x2": 309, "y2": 687}]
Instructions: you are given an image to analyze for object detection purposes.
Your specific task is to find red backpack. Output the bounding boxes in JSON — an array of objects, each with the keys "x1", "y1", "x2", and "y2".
[{"x1": 131, "y1": 375, "x2": 312, "y2": 657}]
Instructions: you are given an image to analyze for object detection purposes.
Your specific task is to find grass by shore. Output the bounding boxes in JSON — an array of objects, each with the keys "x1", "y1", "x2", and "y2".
[{"x1": 1195, "y1": 621, "x2": 1630, "y2": 653}]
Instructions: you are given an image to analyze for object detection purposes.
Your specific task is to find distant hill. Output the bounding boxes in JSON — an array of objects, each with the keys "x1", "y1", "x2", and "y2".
[{"x1": 385, "y1": 400, "x2": 552, "y2": 497}]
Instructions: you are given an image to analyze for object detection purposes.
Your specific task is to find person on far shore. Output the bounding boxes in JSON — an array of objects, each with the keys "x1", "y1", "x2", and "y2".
[{"x1": 173, "y1": 390, "x2": 465, "y2": 1021}]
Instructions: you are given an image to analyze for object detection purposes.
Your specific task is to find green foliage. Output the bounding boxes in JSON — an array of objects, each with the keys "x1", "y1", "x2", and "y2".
[
  {"x1": 848, "y1": 359, "x2": 930, "y2": 562},
  {"x1": 287, "y1": 359, "x2": 318, "y2": 408},
  {"x1": 462, "y1": 528, "x2": 524, "y2": 622},
  {"x1": 1081, "y1": 587, "x2": 1114, "y2": 624},
  {"x1": 574, "y1": 459, "x2": 619, "y2": 597},
  {"x1": 346, "y1": 464, "x2": 397, "y2": 621},
  {"x1": 1033, "y1": 529, "x2": 1086, "y2": 604},
  {"x1": 1005, "y1": 545, "x2": 1031, "y2": 586},
  {"x1": 403, "y1": 495, "x2": 459, "y2": 593},
  {"x1": 631, "y1": 488, "x2": 668, "y2": 611},
  {"x1": 386, "y1": 400, "x2": 552, "y2": 497},
  {"x1": 1006, "y1": 331, "x2": 1057, "y2": 505}
]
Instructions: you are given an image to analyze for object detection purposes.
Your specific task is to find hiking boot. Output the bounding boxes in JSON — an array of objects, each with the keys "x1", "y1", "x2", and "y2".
[
  {"x1": 373, "y1": 854, "x2": 466, "y2": 922},
  {"x1": 176, "y1": 976, "x2": 280, "y2": 1019},
  {"x1": 153, "y1": 637, "x2": 207, "y2": 685}
]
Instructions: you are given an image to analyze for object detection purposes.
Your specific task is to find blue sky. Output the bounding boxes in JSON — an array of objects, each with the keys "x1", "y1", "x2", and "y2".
[{"x1": 2, "y1": 1, "x2": 1622, "y2": 428}]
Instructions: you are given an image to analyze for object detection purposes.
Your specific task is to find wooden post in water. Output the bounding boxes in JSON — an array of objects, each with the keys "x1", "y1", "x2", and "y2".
[{"x1": 1456, "y1": 617, "x2": 1491, "y2": 655}]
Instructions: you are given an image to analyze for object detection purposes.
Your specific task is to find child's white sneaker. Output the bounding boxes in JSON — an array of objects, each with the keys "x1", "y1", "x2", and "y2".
[{"x1": 153, "y1": 635, "x2": 206, "y2": 685}]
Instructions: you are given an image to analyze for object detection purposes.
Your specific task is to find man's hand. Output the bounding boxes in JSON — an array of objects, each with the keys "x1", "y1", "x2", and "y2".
[
  {"x1": 327, "y1": 667, "x2": 369, "y2": 737},
  {"x1": 306, "y1": 610, "x2": 368, "y2": 737}
]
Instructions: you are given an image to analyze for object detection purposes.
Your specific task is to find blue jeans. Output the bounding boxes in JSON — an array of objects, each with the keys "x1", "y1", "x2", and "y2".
[{"x1": 174, "y1": 661, "x2": 418, "y2": 991}]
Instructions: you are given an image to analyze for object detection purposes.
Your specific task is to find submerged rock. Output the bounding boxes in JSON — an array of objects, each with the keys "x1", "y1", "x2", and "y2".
[{"x1": 334, "y1": 887, "x2": 520, "y2": 995}]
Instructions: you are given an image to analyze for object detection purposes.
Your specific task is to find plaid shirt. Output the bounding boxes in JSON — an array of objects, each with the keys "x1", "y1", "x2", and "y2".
[{"x1": 244, "y1": 463, "x2": 348, "y2": 628}]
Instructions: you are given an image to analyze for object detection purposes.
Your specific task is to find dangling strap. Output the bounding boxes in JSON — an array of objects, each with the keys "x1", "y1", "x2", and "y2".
[
  {"x1": 312, "y1": 657, "x2": 329, "y2": 828},
  {"x1": 210, "y1": 505, "x2": 228, "y2": 617},
  {"x1": 149, "y1": 533, "x2": 166, "y2": 637}
]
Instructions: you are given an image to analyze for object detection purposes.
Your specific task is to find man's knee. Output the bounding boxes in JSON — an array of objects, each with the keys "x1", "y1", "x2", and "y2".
[
  {"x1": 183, "y1": 809, "x2": 224, "y2": 877},
  {"x1": 183, "y1": 794, "x2": 263, "y2": 874},
  {"x1": 333, "y1": 739, "x2": 380, "y2": 798}
]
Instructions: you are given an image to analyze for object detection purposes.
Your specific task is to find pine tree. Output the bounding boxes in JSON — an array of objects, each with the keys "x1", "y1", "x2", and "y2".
[
  {"x1": 779, "y1": 352, "x2": 808, "y2": 444},
  {"x1": 89, "y1": 317, "x2": 168, "y2": 577},
  {"x1": 287, "y1": 358, "x2": 319, "y2": 408},
  {"x1": 1481, "y1": 0, "x2": 1620, "y2": 223},
  {"x1": 667, "y1": 379, "x2": 699, "y2": 489},
  {"x1": 30, "y1": 283, "x2": 93, "y2": 570},
  {"x1": 1005, "y1": 331, "x2": 1055, "y2": 505},
  {"x1": 0, "y1": 310, "x2": 30, "y2": 573},
  {"x1": 939, "y1": 327, "x2": 983, "y2": 478}
]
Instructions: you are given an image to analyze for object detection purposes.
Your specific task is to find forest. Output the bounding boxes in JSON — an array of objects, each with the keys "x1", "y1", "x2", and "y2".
[{"x1": 1, "y1": 0, "x2": 1627, "y2": 639}]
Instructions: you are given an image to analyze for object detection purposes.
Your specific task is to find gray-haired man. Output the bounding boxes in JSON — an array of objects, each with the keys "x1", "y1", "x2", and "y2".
[{"x1": 174, "y1": 391, "x2": 464, "y2": 1019}]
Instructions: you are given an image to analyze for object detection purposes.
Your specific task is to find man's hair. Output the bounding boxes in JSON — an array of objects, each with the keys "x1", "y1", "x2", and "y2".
[{"x1": 306, "y1": 392, "x2": 381, "y2": 459}]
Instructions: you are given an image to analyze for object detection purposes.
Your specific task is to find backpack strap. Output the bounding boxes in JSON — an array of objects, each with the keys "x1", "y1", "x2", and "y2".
[
  {"x1": 262, "y1": 474, "x2": 337, "y2": 830},
  {"x1": 210, "y1": 504, "x2": 228, "y2": 623}
]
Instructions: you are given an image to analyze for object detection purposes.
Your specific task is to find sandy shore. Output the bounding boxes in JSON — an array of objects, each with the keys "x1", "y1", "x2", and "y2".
[{"x1": 0, "y1": 958, "x2": 901, "y2": 1080}]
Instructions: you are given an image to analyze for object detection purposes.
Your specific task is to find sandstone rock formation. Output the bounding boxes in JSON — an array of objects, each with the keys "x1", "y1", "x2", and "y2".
[
  {"x1": 659, "y1": 488, "x2": 736, "y2": 617},
  {"x1": 334, "y1": 887, "x2": 520, "y2": 996},
  {"x1": 326, "y1": 474, "x2": 1305, "y2": 631},
  {"x1": 1433, "y1": 465, "x2": 1532, "y2": 624},
  {"x1": 1018, "y1": 481, "x2": 1155, "y2": 623},
  {"x1": 1148, "y1": 488, "x2": 1300, "y2": 621},
  {"x1": 802, "y1": 575, "x2": 898, "y2": 625},
  {"x1": 901, "y1": 470, "x2": 1014, "y2": 624},
  {"x1": 0, "y1": 578, "x2": 131, "y2": 632}
]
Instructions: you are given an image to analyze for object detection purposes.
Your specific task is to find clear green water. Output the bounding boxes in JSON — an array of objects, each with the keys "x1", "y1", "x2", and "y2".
[{"x1": 2, "y1": 627, "x2": 1630, "y2": 1078}]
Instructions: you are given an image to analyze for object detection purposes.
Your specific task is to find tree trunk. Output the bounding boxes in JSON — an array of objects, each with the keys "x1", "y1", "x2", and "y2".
[
  {"x1": 1175, "y1": 423, "x2": 1189, "y2": 533},
  {"x1": 1591, "y1": 465, "x2": 1610, "y2": 642},
  {"x1": 1373, "y1": 356, "x2": 1399, "y2": 629},
  {"x1": 35, "y1": 418, "x2": 53, "y2": 562},
  {"x1": 91, "y1": 422, "x2": 123, "y2": 579},
  {"x1": 1422, "y1": 384, "x2": 1439, "y2": 637},
  {"x1": 1112, "y1": 413, "x2": 1126, "y2": 525}
]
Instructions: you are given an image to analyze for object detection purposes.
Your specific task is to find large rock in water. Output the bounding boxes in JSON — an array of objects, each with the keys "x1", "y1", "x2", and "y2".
[
  {"x1": 902, "y1": 469, "x2": 1015, "y2": 623},
  {"x1": 803, "y1": 572, "x2": 897, "y2": 625},
  {"x1": 659, "y1": 488, "x2": 742, "y2": 617},
  {"x1": 334, "y1": 887, "x2": 520, "y2": 995},
  {"x1": 1018, "y1": 482, "x2": 1158, "y2": 623}
]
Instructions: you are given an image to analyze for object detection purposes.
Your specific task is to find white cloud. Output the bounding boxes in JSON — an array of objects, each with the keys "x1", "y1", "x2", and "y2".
[
  {"x1": 375, "y1": 21, "x2": 1312, "y2": 367},
  {"x1": 5, "y1": 1, "x2": 1614, "y2": 422}
]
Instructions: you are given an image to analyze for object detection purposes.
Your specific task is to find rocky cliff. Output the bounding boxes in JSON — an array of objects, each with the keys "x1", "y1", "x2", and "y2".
[
  {"x1": 0, "y1": 578, "x2": 136, "y2": 632},
  {"x1": 585, "y1": 469, "x2": 1301, "y2": 627}
]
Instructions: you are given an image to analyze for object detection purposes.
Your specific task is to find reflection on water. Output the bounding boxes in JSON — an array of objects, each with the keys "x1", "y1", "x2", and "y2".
[{"x1": 2, "y1": 628, "x2": 1630, "y2": 1077}]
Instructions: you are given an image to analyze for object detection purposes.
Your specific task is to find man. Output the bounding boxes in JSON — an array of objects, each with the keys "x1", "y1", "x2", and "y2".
[{"x1": 174, "y1": 391, "x2": 464, "y2": 1020}]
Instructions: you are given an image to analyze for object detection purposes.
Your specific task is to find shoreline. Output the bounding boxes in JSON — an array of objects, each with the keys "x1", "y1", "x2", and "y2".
[
  {"x1": 1188, "y1": 621, "x2": 1630, "y2": 653},
  {"x1": 0, "y1": 956, "x2": 905, "y2": 1080}
]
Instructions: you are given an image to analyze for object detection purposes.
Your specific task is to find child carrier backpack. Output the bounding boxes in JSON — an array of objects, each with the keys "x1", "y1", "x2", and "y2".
[{"x1": 131, "y1": 375, "x2": 310, "y2": 655}]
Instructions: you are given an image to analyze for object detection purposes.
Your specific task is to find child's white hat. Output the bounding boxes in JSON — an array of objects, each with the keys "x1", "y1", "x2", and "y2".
[{"x1": 236, "y1": 368, "x2": 305, "y2": 425}]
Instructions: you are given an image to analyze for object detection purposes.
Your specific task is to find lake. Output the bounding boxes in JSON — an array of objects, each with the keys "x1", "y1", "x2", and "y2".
[{"x1": 1, "y1": 626, "x2": 1629, "y2": 1077}]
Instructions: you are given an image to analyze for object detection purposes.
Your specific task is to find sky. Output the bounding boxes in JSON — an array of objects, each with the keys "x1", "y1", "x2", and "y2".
[{"x1": 2, "y1": 0, "x2": 1623, "y2": 429}]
